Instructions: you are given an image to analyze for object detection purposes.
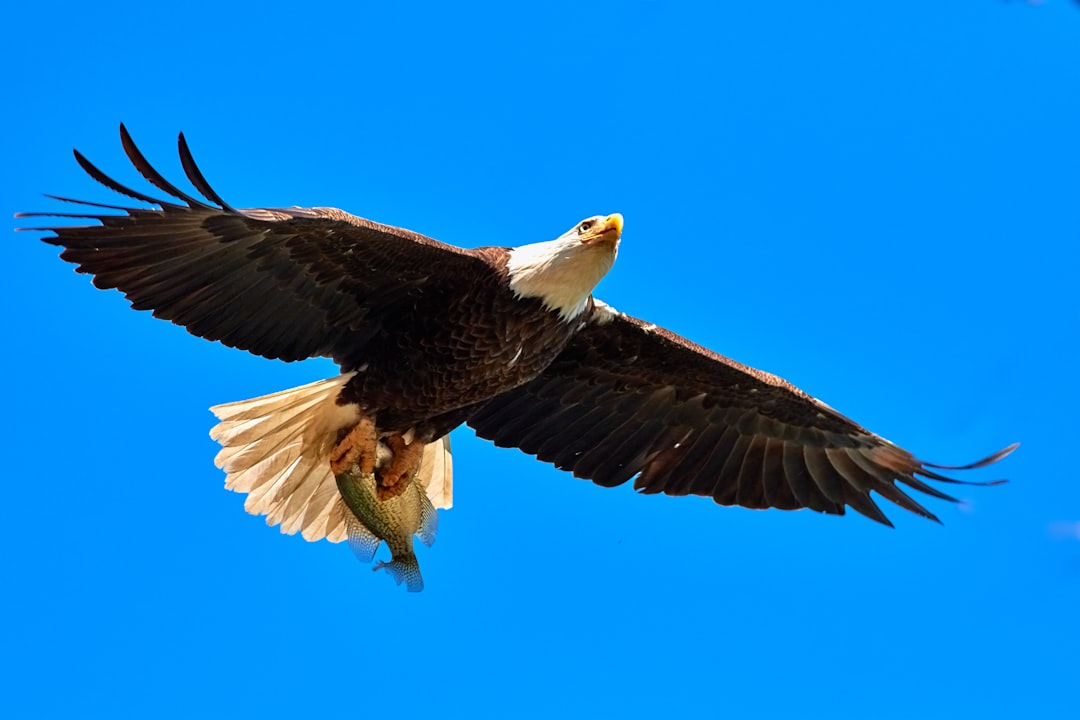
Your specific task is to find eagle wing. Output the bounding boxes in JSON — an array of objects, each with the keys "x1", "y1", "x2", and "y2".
[
  {"x1": 17, "y1": 124, "x2": 488, "y2": 367},
  {"x1": 469, "y1": 302, "x2": 1015, "y2": 525}
]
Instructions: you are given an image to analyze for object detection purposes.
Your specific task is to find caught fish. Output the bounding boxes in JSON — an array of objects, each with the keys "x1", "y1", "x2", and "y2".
[{"x1": 335, "y1": 456, "x2": 438, "y2": 593}]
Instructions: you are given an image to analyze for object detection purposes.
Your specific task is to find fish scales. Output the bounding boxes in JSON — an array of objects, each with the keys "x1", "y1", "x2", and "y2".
[{"x1": 335, "y1": 457, "x2": 438, "y2": 592}]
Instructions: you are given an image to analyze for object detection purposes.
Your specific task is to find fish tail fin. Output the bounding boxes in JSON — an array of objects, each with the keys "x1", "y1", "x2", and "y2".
[
  {"x1": 374, "y1": 554, "x2": 425, "y2": 593},
  {"x1": 209, "y1": 374, "x2": 361, "y2": 543}
]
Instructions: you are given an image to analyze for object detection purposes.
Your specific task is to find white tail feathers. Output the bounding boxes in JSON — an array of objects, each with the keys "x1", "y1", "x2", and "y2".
[{"x1": 209, "y1": 374, "x2": 453, "y2": 543}]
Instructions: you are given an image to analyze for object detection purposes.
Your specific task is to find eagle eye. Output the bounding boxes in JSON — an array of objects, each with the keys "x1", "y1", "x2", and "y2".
[{"x1": 578, "y1": 220, "x2": 594, "y2": 234}]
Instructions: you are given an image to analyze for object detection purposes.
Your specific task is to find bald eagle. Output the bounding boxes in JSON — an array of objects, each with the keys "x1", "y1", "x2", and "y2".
[{"x1": 18, "y1": 125, "x2": 1014, "y2": 553}]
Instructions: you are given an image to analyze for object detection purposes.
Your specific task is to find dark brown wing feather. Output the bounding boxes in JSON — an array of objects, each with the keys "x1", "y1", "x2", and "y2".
[
  {"x1": 17, "y1": 124, "x2": 488, "y2": 367},
  {"x1": 469, "y1": 303, "x2": 1016, "y2": 525}
]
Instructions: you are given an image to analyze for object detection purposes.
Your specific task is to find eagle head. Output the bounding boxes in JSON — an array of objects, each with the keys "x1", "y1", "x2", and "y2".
[{"x1": 506, "y1": 213, "x2": 623, "y2": 320}]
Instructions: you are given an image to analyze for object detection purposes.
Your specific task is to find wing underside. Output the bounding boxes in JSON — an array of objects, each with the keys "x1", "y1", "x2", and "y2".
[
  {"x1": 18, "y1": 124, "x2": 485, "y2": 366},
  {"x1": 470, "y1": 305, "x2": 1014, "y2": 525}
]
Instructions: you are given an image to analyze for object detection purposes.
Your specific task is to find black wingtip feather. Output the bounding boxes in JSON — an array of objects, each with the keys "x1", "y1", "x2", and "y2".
[
  {"x1": 844, "y1": 489, "x2": 895, "y2": 528},
  {"x1": 177, "y1": 131, "x2": 238, "y2": 213},
  {"x1": 916, "y1": 466, "x2": 1010, "y2": 487},
  {"x1": 72, "y1": 147, "x2": 173, "y2": 207},
  {"x1": 901, "y1": 474, "x2": 961, "y2": 502},
  {"x1": 118, "y1": 124, "x2": 214, "y2": 210},
  {"x1": 41, "y1": 193, "x2": 135, "y2": 211},
  {"x1": 874, "y1": 483, "x2": 942, "y2": 523},
  {"x1": 922, "y1": 442, "x2": 1019, "y2": 471}
]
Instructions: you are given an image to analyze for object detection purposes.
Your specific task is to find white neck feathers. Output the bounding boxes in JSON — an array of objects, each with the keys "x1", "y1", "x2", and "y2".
[{"x1": 505, "y1": 237, "x2": 616, "y2": 321}]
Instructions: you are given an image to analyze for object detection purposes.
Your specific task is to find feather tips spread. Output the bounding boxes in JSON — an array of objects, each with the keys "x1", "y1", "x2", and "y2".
[
  {"x1": 17, "y1": 124, "x2": 486, "y2": 366},
  {"x1": 471, "y1": 306, "x2": 1015, "y2": 525}
]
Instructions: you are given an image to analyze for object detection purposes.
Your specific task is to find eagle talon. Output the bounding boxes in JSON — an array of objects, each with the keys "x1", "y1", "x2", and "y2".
[
  {"x1": 330, "y1": 416, "x2": 378, "y2": 476},
  {"x1": 384, "y1": 434, "x2": 408, "y2": 456},
  {"x1": 376, "y1": 433, "x2": 426, "y2": 496}
]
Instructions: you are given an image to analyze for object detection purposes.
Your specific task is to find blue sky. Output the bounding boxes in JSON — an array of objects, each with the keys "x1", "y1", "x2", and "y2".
[{"x1": 3, "y1": 2, "x2": 1078, "y2": 718}]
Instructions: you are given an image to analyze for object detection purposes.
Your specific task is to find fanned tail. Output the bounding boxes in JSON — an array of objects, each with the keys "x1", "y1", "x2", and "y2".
[
  {"x1": 208, "y1": 375, "x2": 453, "y2": 543},
  {"x1": 419, "y1": 434, "x2": 453, "y2": 510}
]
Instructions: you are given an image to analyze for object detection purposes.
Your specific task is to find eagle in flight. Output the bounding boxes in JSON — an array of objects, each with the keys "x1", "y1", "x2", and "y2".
[{"x1": 19, "y1": 125, "x2": 1015, "y2": 565}]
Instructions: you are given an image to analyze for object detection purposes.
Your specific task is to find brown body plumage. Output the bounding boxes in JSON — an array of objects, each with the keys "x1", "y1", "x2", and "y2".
[
  {"x1": 17, "y1": 125, "x2": 1016, "y2": 567},
  {"x1": 335, "y1": 256, "x2": 583, "y2": 442}
]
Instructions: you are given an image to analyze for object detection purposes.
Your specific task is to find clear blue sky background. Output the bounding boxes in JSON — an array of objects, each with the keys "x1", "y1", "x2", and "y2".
[{"x1": 3, "y1": 2, "x2": 1078, "y2": 718}]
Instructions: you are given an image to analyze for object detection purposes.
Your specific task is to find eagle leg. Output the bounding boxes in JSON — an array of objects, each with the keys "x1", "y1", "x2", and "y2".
[
  {"x1": 377, "y1": 433, "x2": 425, "y2": 500},
  {"x1": 330, "y1": 416, "x2": 378, "y2": 476}
]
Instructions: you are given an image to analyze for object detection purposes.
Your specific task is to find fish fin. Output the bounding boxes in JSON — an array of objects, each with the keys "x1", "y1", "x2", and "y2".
[
  {"x1": 345, "y1": 513, "x2": 381, "y2": 564},
  {"x1": 417, "y1": 493, "x2": 439, "y2": 548},
  {"x1": 374, "y1": 554, "x2": 424, "y2": 592}
]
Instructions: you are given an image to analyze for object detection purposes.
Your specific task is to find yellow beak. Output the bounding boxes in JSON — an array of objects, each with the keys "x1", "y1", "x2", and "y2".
[
  {"x1": 580, "y1": 213, "x2": 624, "y2": 246},
  {"x1": 604, "y1": 213, "x2": 624, "y2": 236}
]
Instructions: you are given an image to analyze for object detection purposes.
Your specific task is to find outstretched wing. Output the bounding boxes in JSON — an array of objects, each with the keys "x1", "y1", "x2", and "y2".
[
  {"x1": 469, "y1": 302, "x2": 1015, "y2": 525},
  {"x1": 17, "y1": 124, "x2": 489, "y2": 368}
]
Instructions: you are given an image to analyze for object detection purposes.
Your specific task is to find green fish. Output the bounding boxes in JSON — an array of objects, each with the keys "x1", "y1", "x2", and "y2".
[{"x1": 335, "y1": 464, "x2": 438, "y2": 592}]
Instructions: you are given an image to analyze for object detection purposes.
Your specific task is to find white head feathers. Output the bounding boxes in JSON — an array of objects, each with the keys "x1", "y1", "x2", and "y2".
[{"x1": 506, "y1": 214, "x2": 623, "y2": 320}]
